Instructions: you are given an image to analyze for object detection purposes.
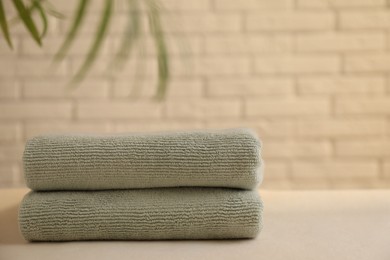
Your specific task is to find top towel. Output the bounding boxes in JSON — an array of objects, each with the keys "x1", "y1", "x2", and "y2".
[{"x1": 23, "y1": 128, "x2": 262, "y2": 191}]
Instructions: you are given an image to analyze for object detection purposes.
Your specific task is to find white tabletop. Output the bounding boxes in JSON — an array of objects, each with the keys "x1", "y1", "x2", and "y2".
[{"x1": 0, "y1": 188, "x2": 389, "y2": 260}]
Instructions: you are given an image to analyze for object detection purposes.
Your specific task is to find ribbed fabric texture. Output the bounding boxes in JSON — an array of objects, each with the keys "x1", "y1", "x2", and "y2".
[
  {"x1": 23, "y1": 128, "x2": 262, "y2": 190},
  {"x1": 19, "y1": 128, "x2": 264, "y2": 241},
  {"x1": 19, "y1": 188, "x2": 263, "y2": 241}
]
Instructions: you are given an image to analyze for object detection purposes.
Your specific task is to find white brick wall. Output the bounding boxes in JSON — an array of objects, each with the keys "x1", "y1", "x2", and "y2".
[
  {"x1": 297, "y1": 0, "x2": 385, "y2": 8},
  {"x1": 297, "y1": 76, "x2": 385, "y2": 95},
  {"x1": 166, "y1": 99, "x2": 242, "y2": 119},
  {"x1": 77, "y1": 101, "x2": 163, "y2": 119},
  {"x1": 265, "y1": 140, "x2": 332, "y2": 159},
  {"x1": 245, "y1": 98, "x2": 330, "y2": 117},
  {"x1": 295, "y1": 32, "x2": 385, "y2": 52},
  {"x1": 340, "y1": 10, "x2": 390, "y2": 29},
  {"x1": 0, "y1": 101, "x2": 73, "y2": 119},
  {"x1": 291, "y1": 161, "x2": 379, "y2": 179},
  {"x1": 255, "y1": 55, "x2": 340, "y2": 74},
  {"x1": 246, "y1": 11, "x2": 335, "y2": 31},
  {"x1": 1, "y1": 0, "x2": 390, "y2": 189}
]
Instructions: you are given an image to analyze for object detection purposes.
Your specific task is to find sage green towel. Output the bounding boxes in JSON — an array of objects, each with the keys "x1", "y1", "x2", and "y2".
[
  {"x1": 23, "y1": 128, "x2": 262, "y2": 190},
  {"x1": 19, "y1": 188, "x2": 263, "y2": 241}
]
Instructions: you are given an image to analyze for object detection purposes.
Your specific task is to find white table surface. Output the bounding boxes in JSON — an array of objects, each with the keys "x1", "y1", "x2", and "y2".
[{"x1": 0, "y1": 188, "x2": 389, "y2": 260}]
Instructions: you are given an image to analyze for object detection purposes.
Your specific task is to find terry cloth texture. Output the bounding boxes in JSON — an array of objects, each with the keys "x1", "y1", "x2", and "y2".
[
  {"x1": 23, "y1": 128, "x2": 262, "y2": 191},
  {"x1": 19, "y1": 188, "x2": 263, "y2": 241}
]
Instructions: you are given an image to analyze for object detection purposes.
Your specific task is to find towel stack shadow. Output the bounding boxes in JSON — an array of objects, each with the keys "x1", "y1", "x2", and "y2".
[{"x1": 19, "y1": 128, "x2": 264, "y2": 241}]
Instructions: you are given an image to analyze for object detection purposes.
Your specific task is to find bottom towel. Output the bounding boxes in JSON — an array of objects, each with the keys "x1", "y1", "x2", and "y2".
[{"x1": 19, "y1": 188, "x2": 263, "y2": 241}]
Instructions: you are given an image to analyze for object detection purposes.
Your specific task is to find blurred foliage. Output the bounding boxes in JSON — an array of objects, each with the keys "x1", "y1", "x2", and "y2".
[{"x1": 0, "y1": 0, "x2": 169, "y2": 100}]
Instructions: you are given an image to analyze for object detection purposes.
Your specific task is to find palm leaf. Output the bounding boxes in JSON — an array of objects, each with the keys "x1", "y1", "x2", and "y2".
[
  {"x1": 8, "y1": 0, "x2": 40, "y2": 25},
  {"x1": 109, "y1": 0, "x2": 140, "y2": 71},
  {"x1": 32, "y1": 0, "x2": 48, "y2": 38},
  {"x1": 54, "y1": 0, "x2": 89, "y2": 61},
  {"x1": 12, "y1": 0, "x2": 42, "y2": 46},
  {"x1": 69, "y1": 0, "x2": 112, "y2": 85},
  {"x1": 0, "y1": 0, "x2": 13, "y2": 49},
  {"x1": 146, "y1": 0, "x2": 169, "y2": 100},
  {"x1": 43, "y1": 1, "x2": 65, "y2": 19},
  {"x1": 8, "y1": 0, "x2": 48, "y2": 40}
]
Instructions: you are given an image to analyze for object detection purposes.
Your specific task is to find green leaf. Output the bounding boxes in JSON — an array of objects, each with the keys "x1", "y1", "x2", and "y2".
[
  {"x1": 146, "y1": 0, "x2": 169, "y2": 100},
  {"x1": 54, "y1": 0, "x2": 89, "y2": 61},
  {"x1": 69, "y1": 0, "x2": 112, "y2": 85},
  {"x1": 12, "y1": 0, "x2": 42, "y2": 46},
  {"x1": 8, "y1": 0, "x2": 49, "y2": 41},
  {"x1": 0, "y1": 0, "x2": 13, "y2": 49},
  {"x1": 109, "y1": 0, "x2": 140, "y2": 71},
  {"x1": 8, "y1": 0, "x2": 38, "y2": 26},
  {"x1": 32, "y1": 0, "x2": 48, "y2": 38},
  {"x1": 43, "y1": 1, "x2": 66, "y2": 19}
]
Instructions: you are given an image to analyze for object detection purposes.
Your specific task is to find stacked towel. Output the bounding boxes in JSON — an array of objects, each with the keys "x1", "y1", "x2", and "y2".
[{"x1": 19, "y1": 128, "x2": 264, "y2": 241}]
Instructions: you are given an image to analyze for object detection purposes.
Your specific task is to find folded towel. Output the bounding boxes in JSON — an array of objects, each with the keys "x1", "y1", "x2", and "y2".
[
  {"x1": 23, "y1": 128, "x2": 262, "y2": 191},
  {"x1": 19, "y1": 188, "x2": 263, "y2": 241}
]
